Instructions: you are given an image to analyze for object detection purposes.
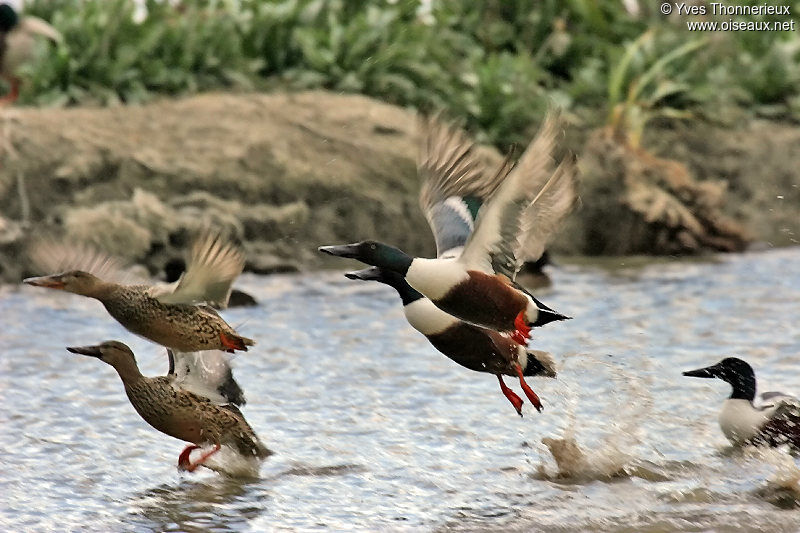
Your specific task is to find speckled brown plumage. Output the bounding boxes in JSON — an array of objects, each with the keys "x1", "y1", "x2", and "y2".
[
  {"x1": 101, "y1": 284, "x2": 253, "y2": 352},
  {"x1": 24, "y1": 272, "x2": 254, "y2": 352},
  {"x1": 125, "y1": 375, "x2": 270, "y2": 458},
  {"x1": 67, "y1": 341, "x2": 271, "y2": 461}
]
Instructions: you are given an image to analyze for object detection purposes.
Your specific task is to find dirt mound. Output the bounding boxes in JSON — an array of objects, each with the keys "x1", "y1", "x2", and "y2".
[
  {"x1": 570, "y1": 128, "x2": 751, "y2": 255},
  {"x1": 0, "y1": 91, "x2": 431, "y2": 282}
]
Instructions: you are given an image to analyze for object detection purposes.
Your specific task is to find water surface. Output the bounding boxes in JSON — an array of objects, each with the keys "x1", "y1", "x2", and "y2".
[{"x1": 1, "y1": 248, "x2": 799, "y2": 531}]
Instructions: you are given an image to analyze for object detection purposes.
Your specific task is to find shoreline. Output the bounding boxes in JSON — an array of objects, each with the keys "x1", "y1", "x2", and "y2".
[{"x1": 1, "y1": 91, "x2": 798, "y2": 283}]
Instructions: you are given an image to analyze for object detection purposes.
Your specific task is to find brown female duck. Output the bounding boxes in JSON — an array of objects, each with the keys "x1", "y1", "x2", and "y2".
[
  {"x1": 67, "y1": 341, "x2": 271, "y2": 472},
  {"x1": 24, "y1": 232, "x2": 254, "y2": 353}
]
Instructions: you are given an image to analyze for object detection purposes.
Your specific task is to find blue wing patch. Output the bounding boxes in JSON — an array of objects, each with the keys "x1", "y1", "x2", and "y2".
[{"x1": 429, "y1": 196, "x2": 483, "y2": 258}]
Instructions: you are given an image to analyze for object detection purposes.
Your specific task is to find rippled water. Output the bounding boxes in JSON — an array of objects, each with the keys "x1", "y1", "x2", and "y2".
[{"x1": 2, "y1": 248, "x2": 800, "y2": 532}]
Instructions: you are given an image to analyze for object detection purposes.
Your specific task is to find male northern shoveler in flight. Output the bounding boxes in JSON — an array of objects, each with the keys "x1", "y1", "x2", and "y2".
[
  {"x1": 23, "y1": 232, "x2": 255, "y2": 353},
  {"x1": 0, "y1": 3, "x2": 61, "y2": 105},
  {"x1": 684, "y1": 357, "x2": 800, "y2": 450},
  {"x1": 338, "y1": 116, "x2": 578, "y2": 414},
  {"x1": 66, "y1": 341, "x2": 271, "y2": 474},
  {"x1": 347, "y1": 266, "x2": 556, "y2": 416},
  {"x1": 320, "y1": 113, "x2": 576, "y2": 345}
]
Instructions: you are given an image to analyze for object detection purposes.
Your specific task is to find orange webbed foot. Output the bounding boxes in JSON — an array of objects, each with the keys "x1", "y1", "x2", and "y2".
[
  {"x1": 178, "y1": 444, "x2": 200, "y2": 471},
  {"x1": 178, "y1": 443, "x2": 222, "y2": 472},
  {"x1": 514, "y1": 363, "x2": 543, "y2": 413},
  {"x1": 497, "y1": 374, "x2": 524, "y2": 417},
  {"x1": 513, "y1": 311, "x2": 532, "y2": 343}
]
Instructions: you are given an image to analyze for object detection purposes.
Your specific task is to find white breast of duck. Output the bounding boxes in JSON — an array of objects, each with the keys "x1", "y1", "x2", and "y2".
[
  {"x1": 405, "y1": 257, "x2": 469, "y2": 301},
  {"x1": 718, "y1": 399, "x2": 769, "y2": 444},
  {"x1": 402, "y1": 297, "x2": 460, "y2": 336}
]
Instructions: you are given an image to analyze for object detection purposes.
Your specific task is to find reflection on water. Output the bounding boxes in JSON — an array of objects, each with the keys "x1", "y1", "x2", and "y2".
[
  {"x1": 1, "y1": 248, "x2": 800, "y2": 531},
  {"x1": 128, "y1": 477, "x2": 265, "y2": 532}
]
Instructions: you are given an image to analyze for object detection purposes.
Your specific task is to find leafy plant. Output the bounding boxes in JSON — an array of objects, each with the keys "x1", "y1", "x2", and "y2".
[
  {"x1": 606, "y1": 31, "x2": 706, "y2": 147},
  {"x1": 10, "y1": 0, "x2": 800, "y2": 147},
  {"x1": 22, "y1": 0, "x2": 255, "y2": 105}
]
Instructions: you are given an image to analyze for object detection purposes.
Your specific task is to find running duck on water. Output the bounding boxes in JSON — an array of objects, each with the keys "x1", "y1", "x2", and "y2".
[
  {"x1": 684, "y1": 357, "x2": 800, "y2": 450},
  {"x1": 23, "y1": 232, "x2": 255, "y2": 353},
  {"x1": 0, "y1": 3, "x2": 61, "y2": 104},
  {"x1": 66, "y1": 341, "x2": 271, "y2": 473},
  {"x1": 320, "y1": 113, "x2": 573, "y2": 345},
  {"x1": 340, "y1": 117, "x2": 578, "y2": 415}
]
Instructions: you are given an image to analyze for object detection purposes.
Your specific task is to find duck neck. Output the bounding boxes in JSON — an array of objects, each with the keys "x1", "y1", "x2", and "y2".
[
  {"x1": 374, "y1": 245, "x2": 413, "y2": 276},
  {"x1": 84, "y1": 280, "x2": 120, "y2": 302},
  {"x1": 383, "y1": 277, "x2": 424, "y2": 306},
  {"x1": 728, "y1": 373, "x2": 756, "y2": 402},
  {"x1": 114, "y1": 359, "x2": 145, "y2": 387}
]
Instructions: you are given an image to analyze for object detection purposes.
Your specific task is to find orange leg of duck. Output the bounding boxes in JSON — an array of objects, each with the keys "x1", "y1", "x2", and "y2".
[
  {"x1": 510, "y1": 311, "x2": 531, "y2": 345},
  {"x1": 497, "y1": 374, "x2": 524, "y2": 417},
  {"x1": 514, "y1": 363, "x2": 543, "y2": 413},
  {"x1": 178, "y1": 444, "x2": 200, "y2": 470},
  {"x1": 0, "y1": 78, "x2": 20, "y2": 106},
  {"x1": 178, "y1": 443, "x2": 222, "y2": 472}
]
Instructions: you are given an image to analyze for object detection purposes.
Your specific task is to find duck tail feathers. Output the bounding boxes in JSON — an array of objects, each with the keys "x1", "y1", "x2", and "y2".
[
  {"x1": 218, "y1": 368, "x2": 247, "y2": 407},
  {"x1": 220, "y1": 331, "x2": 255, "y2": 352}
]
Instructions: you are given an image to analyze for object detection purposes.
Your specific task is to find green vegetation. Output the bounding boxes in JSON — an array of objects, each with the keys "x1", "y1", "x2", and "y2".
[{"x1": 15, "y1": 0, "x2": 800, "y2": 148}]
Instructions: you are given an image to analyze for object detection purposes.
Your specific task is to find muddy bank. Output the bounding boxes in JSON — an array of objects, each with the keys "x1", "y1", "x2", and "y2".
[
  {"x1": 0, "y1": 91, "x2": 429, "y2": 282},
  {"x1": 0, "y1": 92, "x2": 797, "y2": 283}
]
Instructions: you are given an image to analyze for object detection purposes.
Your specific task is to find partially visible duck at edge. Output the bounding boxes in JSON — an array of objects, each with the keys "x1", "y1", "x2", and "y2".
[
  {"x1": 516, "y1": 251, "x2": 555, "y2": 291},
  {"x1": 347, "y1": 266, "x2": 555, "y2": 416},
  {"x1": 67, "y1": 341, "x2": 271, "y2": 474},
  {"x1": 0, "y1": 3, "x2": 61, "y2": 105},
  {"x1": 684, "y1": 357, "x2": 800, "y2": 450},
  {"x1": 23, "y1": 232, "x2": 255, "y2": 353},
  {"x1": 320, "y1": 113, "x2": 576, "y2": 344}
]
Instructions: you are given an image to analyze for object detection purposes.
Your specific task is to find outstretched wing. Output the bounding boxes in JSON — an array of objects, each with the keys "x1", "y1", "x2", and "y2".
[
  {"x1": 518, "y1": 154, "x2": 580, "y2": 264},
  {"x1": 169, "y1": 349, "x2": 246, "y2": 407},
  {"x1": 458, "y1": 113, "x2": 561, "y2": 278},
  {"x1": 27, "y1": 238, "x2": 141, "y2": 285},
  {"x1": 418, "y1": 116, "x2": 512, "y2": 258},
  {"x1": 155, "y1": 232, "x2": 244, "y2": 308}
]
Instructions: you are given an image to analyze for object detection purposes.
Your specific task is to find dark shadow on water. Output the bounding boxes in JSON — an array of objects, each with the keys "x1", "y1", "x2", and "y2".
[
  {"x1": 124, "y1": 462, "x2": 363, "y2": 531},
  {"x1": 754, "y1": 484, "x2": 800, "y2": 510},
  {"x1": 126, "y1": 476, "x2": 267, "y2": 533},
  {"x1": 278, "y1": 462, "x2": 365, "y2": 477},
  {"x1": 716, "y1": 444, "x2": 800, "y2": 460}
]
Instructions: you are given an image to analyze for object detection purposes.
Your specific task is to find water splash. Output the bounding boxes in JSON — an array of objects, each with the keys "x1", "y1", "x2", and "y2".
[
  {"x1": 189, "y1": 444, "x2": 263, "y2": 478},
  {"x1": 746, "y1": 447, "x2": 800, "y2": 508},
  {"x1": 535, "y1": 357, "x2": 668, "y2": 482}
]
